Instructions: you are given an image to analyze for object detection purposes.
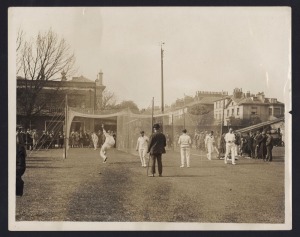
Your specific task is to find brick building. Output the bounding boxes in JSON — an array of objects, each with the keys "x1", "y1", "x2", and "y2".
[{"x1": 17, "y1": 71, "x2": 107, "y2": 133}]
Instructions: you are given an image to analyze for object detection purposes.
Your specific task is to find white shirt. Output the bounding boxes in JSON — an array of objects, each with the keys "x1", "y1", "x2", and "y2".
[
  {"x1": 136, "y1": 136, "x2": 149, "y2": 150},
  {"x1": 225, "y1": 132, "x2": 235, "y2": 143},
  {"x1": 205, "y1": 135, "x2": 215, "y2": 147},
  {"x1": 103, "y1": 129, "x2": 115, "y2": 146},
  {"x1": 178, "y1": 134, "x2": 192, "y2": 148},
  {"x1": 91, "y1": 133, "x2": 98, "y2": 142}
]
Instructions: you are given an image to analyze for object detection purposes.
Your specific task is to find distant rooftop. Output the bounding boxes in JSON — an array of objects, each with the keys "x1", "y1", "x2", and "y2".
[{"x1": 71, "y1": 75, "x2": 93, "y2": 83}]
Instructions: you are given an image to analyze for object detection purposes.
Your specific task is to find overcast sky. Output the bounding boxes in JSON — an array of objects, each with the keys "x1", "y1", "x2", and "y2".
[{"x1": 10, "y1": 7, "x2": 291, "y2": 109}]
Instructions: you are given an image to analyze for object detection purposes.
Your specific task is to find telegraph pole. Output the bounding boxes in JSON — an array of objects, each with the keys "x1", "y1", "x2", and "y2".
[
  {"x1": 151, "y1": 97, "x2": 154, "y2": 132},
  {"x1": 183, "y1": 94, "x2": 186, "y2": 129},
  {"x1": 161, "y1": 42, "x2": 165, "y2": 113}
]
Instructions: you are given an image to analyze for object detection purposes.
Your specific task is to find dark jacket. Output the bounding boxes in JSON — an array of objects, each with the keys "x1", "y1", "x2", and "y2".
[
  {"x1": 266, "y1": 135, "x2": 273, "y2": 147},
  {"x1": 147, "y1": 132, "x2": 166, "y2": 155},
  {"x1": 16, "y1": 144, "x2": 26, "y2": 177},
  {"x1": 16, "y1": 132, "x2": 26, "y2": 196},
  {"x1": 257, "y1": 134, "x2": 267, "y2": 158},
  {"x1": 254, "y1": 134, "x2": 262, "y2": 147}
]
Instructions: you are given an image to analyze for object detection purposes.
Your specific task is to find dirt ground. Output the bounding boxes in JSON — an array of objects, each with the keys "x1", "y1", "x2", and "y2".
[{"x1": 15, "y1": 147, "x2": 285, "y2": 223}]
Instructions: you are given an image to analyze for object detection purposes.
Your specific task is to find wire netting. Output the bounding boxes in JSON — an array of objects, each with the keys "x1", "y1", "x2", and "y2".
[{"x1": 116, "y1": 110, "x2": 222, "y2": 155}]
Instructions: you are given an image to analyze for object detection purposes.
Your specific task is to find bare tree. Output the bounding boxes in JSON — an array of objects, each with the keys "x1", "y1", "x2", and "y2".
[
  {"x1": 101, "y1": 90, "x2": 117, "y2": 110},
  {"x1": 16, "y1": 28, "x2": 24, "y2": 75},
  {"x1": 17, "y1": 28, "x2": 76, "y2": 127}
]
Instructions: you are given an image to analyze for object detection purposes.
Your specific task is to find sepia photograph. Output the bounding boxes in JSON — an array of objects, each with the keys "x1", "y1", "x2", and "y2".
[{"x1": 8, "y1": 6, "x2": 291, "y2": 231}]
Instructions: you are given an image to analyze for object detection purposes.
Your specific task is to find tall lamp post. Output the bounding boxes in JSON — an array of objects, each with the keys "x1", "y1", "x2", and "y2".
[{"x1": 161, "y1": 42, "x2": 165, "y2": 113}]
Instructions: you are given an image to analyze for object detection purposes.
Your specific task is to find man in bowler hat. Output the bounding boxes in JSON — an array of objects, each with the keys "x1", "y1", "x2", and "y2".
[{"x1": 147, "y1": 123, "x2": 166, "y2": 177}]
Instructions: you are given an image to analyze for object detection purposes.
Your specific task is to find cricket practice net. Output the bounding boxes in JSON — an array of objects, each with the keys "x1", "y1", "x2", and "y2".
[{"x1": 67, "y1": 107, "x2": 222, "y2": 156}]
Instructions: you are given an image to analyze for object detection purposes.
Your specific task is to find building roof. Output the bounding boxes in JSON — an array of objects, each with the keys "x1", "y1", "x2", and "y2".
[
  {"x1": 222, "y1": 96, "x2": 284, "y2": 107},
  {"x1": 235, "y1": 117, "x2": 284, "y2": 133},
  {"x1": 236, "y1": 97, "x2": 283, "y2": 105},
  {"x1": 187, "y1": 96, "x2": 225, "y2": 106},
  {"x1": 71, "y1": 75, "x2": 93, "y2": 83},
  {"x1": 213, "y1": 96, "x2": 231, "y2": 102}
]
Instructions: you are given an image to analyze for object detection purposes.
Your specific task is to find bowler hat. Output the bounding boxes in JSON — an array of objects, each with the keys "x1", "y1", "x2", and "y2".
[{"x1": 153, "y1": 123, "x2": 160, "y2": 129}]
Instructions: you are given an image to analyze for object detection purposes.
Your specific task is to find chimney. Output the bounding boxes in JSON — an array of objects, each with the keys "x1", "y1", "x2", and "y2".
[
  {"x1": 257, "y1": 92, "x2": 265, "y2": 102},
  {"x1": 246, "y1": 91, "x2": 250, "y2": 97},
  {"x1": 233, "y1": 88, "x2": 243, "y2": 99},
  {"x1": 270, "y1": 98, "x2": 277, "y2": 103},
  {"x1": 96, "y1": 70, "x2": 103, "y2": 85}
]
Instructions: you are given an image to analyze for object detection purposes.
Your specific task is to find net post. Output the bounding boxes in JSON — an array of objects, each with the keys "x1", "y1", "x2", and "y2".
[{"x1": 64, "y1": 94, "x2": 68, "y2": 159}]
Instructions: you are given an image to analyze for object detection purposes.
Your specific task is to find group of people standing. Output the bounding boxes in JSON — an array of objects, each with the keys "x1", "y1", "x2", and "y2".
[
  {"x1": 69, "y1": 129, "x2": 117, "y2": 150},
  {"x1": 16, "y1": 128, "x2": 65, "y2": 151},
  {"x1": 134, "y1": 126, "x2": 275, "y2": 176},
  {"x1": 134, "y1": 125, "x2": 217, "y2": 176},
  {"x1": 221, "y1": 128, "x2": 274, "y2": 164}
]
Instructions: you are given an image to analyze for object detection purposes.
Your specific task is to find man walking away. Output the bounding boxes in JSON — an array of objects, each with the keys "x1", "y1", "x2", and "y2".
[
  {"x1": 178, "y1": 129, "x2": 192, "y2": 167},
  {"x1": 136, "y1": 131, "x2": 149, "y2": 167},
  {"x1": 147, "y1": 123, "x2": 166, "y2": 177}
]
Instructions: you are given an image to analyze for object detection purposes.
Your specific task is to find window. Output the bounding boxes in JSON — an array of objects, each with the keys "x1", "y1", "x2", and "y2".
[
  {"x1": 251, "y1": 106, "x2": 257, "y2": 115},
  {"x1": 237, "y1": 108, "x2": 239, "y2": 115},
  {"x1": 232, "y1": 109, "x2": 234, "y2": 115},
  {"x1": 269, "y1": 108, "x2": 273, "y2": 116},
  {"x1": 274, "y1": 108, "x2": 281, "y2": 117},
  {"x1": 227, "y1": 110, "x2": 229, "y2": 116}
]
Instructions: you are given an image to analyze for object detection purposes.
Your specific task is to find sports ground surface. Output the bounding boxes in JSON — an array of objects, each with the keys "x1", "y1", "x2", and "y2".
[{"x1": 15, "y1": 147, "x2": 285, "y2": 223}]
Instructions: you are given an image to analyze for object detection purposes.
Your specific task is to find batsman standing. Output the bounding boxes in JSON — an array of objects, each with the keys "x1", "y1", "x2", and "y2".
[{"x1": 136, "y1": 131, "x2": 149, "y2": 167}]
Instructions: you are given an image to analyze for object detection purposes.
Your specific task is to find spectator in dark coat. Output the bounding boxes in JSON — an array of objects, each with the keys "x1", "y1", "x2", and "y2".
[
  {"x1": 266, "y1": 131, "x2": 274, "y2": 162},
  {"x1": 240, "y1": 135, "x2": 248, "y2": 157},
  {"x1": 16, "y1": 126, "x2": 26, "y2": 196},
  {"x1": 257, "y1": 131, "x2": 267, "y2": 160},
  {"x1": 147, "y1": 123, "x2": 166, "y2": 177},
  {"x1": 254, "y1": 131, "x2": 262, "y2": 159},
  {"x1": 219, "y1": 133, "x2": 226, "y2": 157},
  {"x1": 248, "y1": 132, "x2": 255, "y2": 158}
]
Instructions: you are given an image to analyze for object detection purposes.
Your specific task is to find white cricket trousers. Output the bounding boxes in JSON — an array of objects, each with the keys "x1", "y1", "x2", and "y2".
[
  {"x1": 207, "y1": 144, "x2": 213, "y2": 160},
  {"x1": 180, "y1": 147, "x2": 190, "y2": 167},
  {"x1": 224, "y1": 143, "x2": 236, "y2": 164},
  {"x1": 138, "y1": 148, "x2": 147, "y2": 166},
  {"x1": 100, "y1": 143, "x2": 111, "y2": 160}
]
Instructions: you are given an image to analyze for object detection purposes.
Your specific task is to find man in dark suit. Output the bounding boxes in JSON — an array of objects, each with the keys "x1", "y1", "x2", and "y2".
[
  {"x1": 266, "y1": 131, "x2": 274, "y2": 162},
  {"x1": 147, "y1": 123, "x2": 166, "y2": 177},
  {"x1": 16, "y1": 125, "x2": 26, "y2": 196},
  {"x1": 254, "y1": 131, "x2": 262, "y2": 159}
]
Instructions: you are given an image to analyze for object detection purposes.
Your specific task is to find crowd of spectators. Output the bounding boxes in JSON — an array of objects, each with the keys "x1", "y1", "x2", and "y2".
[
  {"x1": 17, "y1": 127, "x2": 117, "y2": 151},
  {"x1": 174, "y1": 128, "x2": 279, "y2": 161}
]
